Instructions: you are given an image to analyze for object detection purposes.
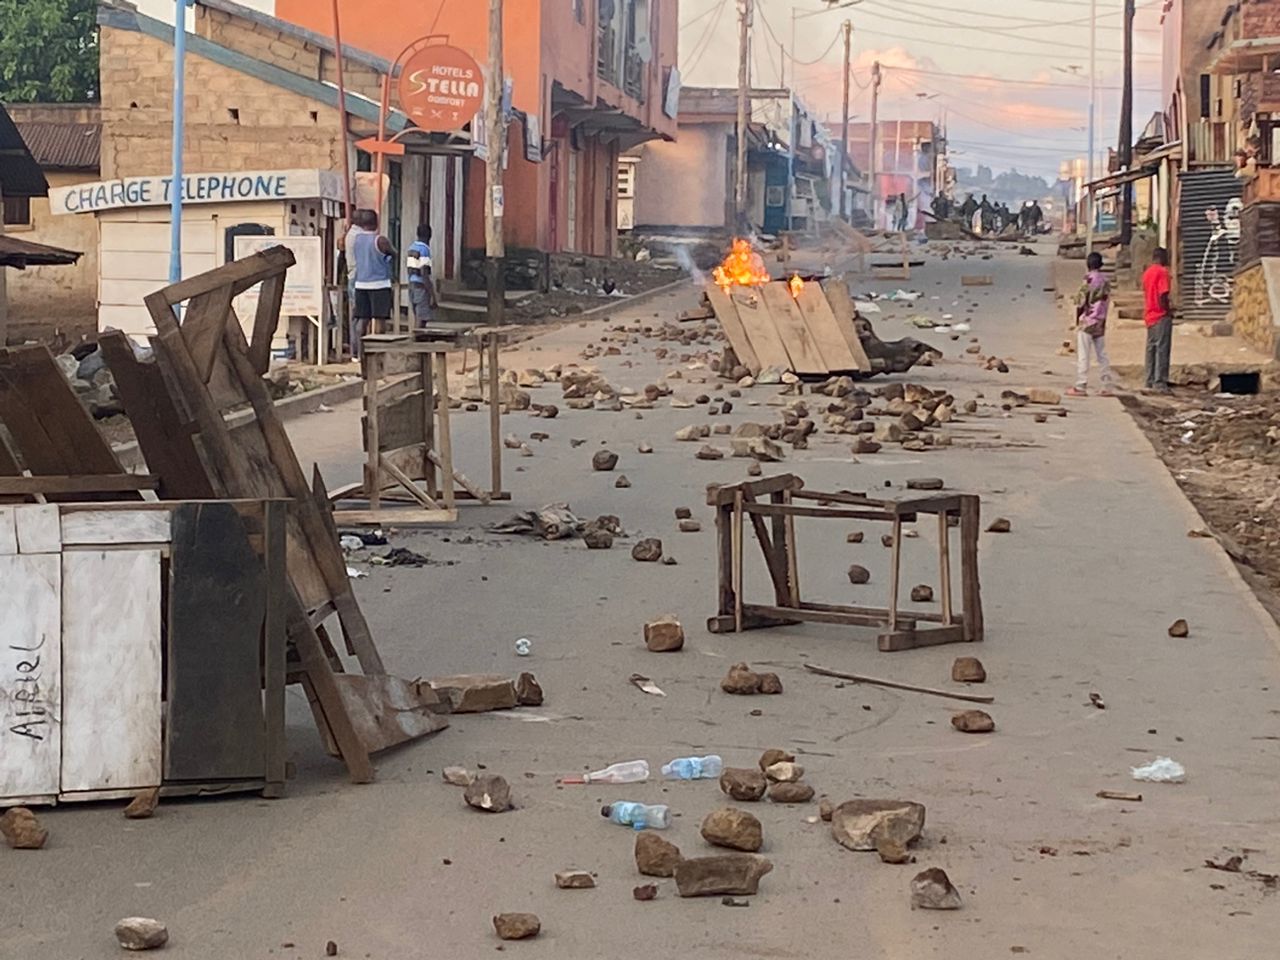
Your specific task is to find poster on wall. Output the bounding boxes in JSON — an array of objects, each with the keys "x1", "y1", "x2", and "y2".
[{"x1": 232, "y1": 235, "x2": 325, "y2": 318}]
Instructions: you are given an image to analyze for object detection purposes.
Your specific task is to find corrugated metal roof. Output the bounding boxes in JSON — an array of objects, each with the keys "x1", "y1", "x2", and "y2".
[
  {"x1": 13, "y1": 120, "x2": 100, "y2": 170},
  {"x1": 0, "y1": 105, "x2": 49, "y2": 198},
  {"x1": 0, "y1": 234, "x2": 81, "y2": 268}
]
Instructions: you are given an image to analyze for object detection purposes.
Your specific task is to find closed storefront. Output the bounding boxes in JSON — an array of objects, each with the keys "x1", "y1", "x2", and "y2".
[{"x1": 1178, "y1": 168, "x2": 1242, "y2": 321}]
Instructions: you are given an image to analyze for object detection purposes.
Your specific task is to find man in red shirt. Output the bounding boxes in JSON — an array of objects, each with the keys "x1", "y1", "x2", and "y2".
[{"x1": 1142, "y1": 247, "x2": 1173, "y2": 393}]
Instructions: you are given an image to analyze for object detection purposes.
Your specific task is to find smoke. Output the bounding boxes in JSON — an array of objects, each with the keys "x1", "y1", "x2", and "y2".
[{"x1": 672, "y1": 244, "x2": 706, "y2": 286}]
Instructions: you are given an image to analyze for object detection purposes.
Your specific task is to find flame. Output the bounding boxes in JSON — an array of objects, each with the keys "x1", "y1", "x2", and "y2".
[
  {"x1": 788, "y1": 274, "x2": 805, "y2": 299},
  {"x1": 713, "y1": 238, "x2": 771, "y2": 291}
]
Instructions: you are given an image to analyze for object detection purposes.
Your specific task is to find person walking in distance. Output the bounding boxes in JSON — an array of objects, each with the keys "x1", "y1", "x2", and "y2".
[
  {"x1": 406, "y1": 224, "x2": 438, "y2": 330},
  {"x1": 1066, "y1": 252, "x2": 1114, "y2": 397},
  {"x1": 1142, "y1": 247, "x2": 1174, "y2": 393},
  {"x1": 352, "y1": 210, "x2": 396, "y2": 353}
]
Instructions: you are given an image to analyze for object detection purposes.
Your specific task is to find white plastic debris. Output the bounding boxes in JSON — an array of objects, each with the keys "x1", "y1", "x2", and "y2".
[
  {"x1": 346, "y1": 565, "x2": 368, "y2": 580},
  {"x1": 1131, "y1": 757, "x2": 1186, "y2": 783},
  {"x1": 340, "y1": 534, "x2": 366, "y2": 553},
  {"x1": 514, "y1": 638, "x2": 532, "y2": 657}
]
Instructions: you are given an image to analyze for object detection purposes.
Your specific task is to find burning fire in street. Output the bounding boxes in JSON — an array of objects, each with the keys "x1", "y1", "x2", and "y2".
[
  {"x1": 713, "y1": 238, "x2": 771, "y2": 290},
  {"x1": 788, "y1": 274, "x2": 805, "y2": 299}
]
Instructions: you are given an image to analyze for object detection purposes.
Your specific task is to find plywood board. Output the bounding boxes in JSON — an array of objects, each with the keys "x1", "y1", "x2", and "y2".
[
  {"x1": 795, "y1": 282, "x2": 870, "y2": 373},
  {"x1": 0, "y1": 554, "x2": 61, "y2": 802},
  {"x1": 60, "y1": 510, "x2": 171, "y2": 546},
  {"x1": 759, "y1": 282, "x2": 828, "y2": 376},
  {"x1": 704, "y1": 284, "x2": 761, "y2": 373},
  {"x1": 729, "y1": 286, "x2": 793, "y2": 373},
  {"x1": 0, "y1": 506, "x2": 17, "y2": 555},
  {"x1": 332, "y1": 674, "x2": 449, "y2": 754},
  {"x1": 15, "y1": 505, "x2": 62, "y2": 554},
  {"x1": 166, "y1": 503, "x2": 265, "y2": 782},
  {"x1": 60, "y1": 549, "x2": 163, "y2": 793}
]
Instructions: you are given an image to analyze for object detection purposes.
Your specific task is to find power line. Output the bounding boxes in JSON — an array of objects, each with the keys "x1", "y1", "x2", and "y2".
[
  {"x1": 886, "y1": 64, "x2": 1159, "y2": 94},
  {"x1": 683, "y1": 0, "x2": 730, "y2": 76},
  {"x1": 850, "y1": 24, "x2": 1155, "y2": 63},
  {"x1": 866, "y1": 0, "x2": 1162, "y2": 32},
  {"x1": 680, "y1": 4, "x2": 719, "y2": 31}
]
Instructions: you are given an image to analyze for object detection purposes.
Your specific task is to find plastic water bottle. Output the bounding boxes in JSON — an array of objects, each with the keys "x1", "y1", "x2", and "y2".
[
  {"x1": 661, "y1": 755, "x2": 723, "y2": 781},
  {"x1": 601, "y1": 802, "x2": 671, "y2": 830},
  {"x1": 584, "y1": 760, "x2": 650, "y2": 784},
  {"x1": 514, "y1": 638, "x2": 532, "y2": 657}
]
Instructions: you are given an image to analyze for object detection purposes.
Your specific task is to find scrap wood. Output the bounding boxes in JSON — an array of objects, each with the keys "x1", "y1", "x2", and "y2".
[
  {"x1": 1096, "y1": 790, "x2": 1142, "y2": 802},
  {"x1": 804, "y1": 664, "x2": 995, "y2": 704}
]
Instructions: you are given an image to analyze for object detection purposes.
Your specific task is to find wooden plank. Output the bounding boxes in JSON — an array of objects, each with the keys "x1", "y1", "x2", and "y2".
[
  {"x1": 15, "y1": 504, "x2": 60, "y2": 553},
  {"x1": 797, "y1": 281, "x2": 870, "y2": 372},
  {"x1": 421, "y1": 354, "x2": 438, "y2": 497},
  {"x1": 331, "y1": 674, "x2": 449, "y2": 754},
  {"x1": 704, "y1": 283, "x2": 761, "y2": 373},
  {"x1": 713, "y1": 503, "x2": 735, "y2": 620},
  {"x1": 435, "y1": 352, "x2": 456, "y2": 510},
  {"x1": 0, "y1": 554, "x2": 61, "y2": 802},
  {"x1": 742, "y1": 602, "x2": 893, "y2": 629},
  {"x1": 183, "y1": 286, "x2": 236, "y2": 385},
  {"x1": 365, "y1": 388, "x2": 427, "y2": 454},
  {"x1": 960, "y1": 495, "x2": 984, "y2": 643},
  {"x1": 363, "y1": 353, "x2": 381, "y2": 512},
  {"x1": 707, "y1": 474, "x2": 804, "y2": 506},
  {"x1": 166, "y1": 503, "x2": 266, "y2": 782},
  {"x1": 332, "y1": 507, "x2": 457, "y2": 525},
  {"x1": 742, "y1": 503, "x2": 897, "y2": 522},
  {"x1": 821, "y1": 278, "x2": 875, "y2": 370},
  {"x1": 248, "y1": 272, "x2": 287, "y2": 375},
  {"x1": 380, "y1": 455, "x2": 442, "y2": 510},
  {"x1": 262, "y1": 501, "x2": 287, "y2": 798},
  {"x1": 878, "y1": 624, "x2": 969, "y2": 652},
  {"x1": 0, "y1": 506, "x2": 17, "y2": 554},
  {"x1": 760, "y1": 282, "x2": 828, "y2": 376},
  {"x1": 145, "y1": 245, "x2": 296, "y2": 308},
  {"x1": 728, "y1": 286, "x2": 793, "y2": 372},
  {"x1": 59, "y1": 510, "x2": 171, "y2": 546},
  {"x1": 961, "y1": 275, "x2": 994, "y2": 286},
  {"x1": 426, "y1": 449, "x2": 490, "y2": 504},
  {"x1": 60, "y1": 549, "x2": 163, "y2": 793},
  {"x1": 487, "y1": 334, "x2": 501, "y2": 497},
  {"x1": 804, "y1": 663, "x2": 994, "y2": 701},
  {"x1": 0, "y1": 475, "x2": 158, "y2": 497}
]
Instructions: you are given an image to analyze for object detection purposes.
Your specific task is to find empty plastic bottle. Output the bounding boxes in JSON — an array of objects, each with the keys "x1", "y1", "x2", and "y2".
[
  {"x1": 584, "y1": 760, "x2": 650, "y2": 784},
  {"x1": 601, "y1": 801, "x2": 671, "y2": 830},
  {"x1": 661, "y1": 755, "x2": 723, "y2": 781}
]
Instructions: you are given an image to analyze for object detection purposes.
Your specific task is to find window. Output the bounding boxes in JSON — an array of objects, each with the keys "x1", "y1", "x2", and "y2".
[
  {"x1": 2, "y1": 195, "x2": 31, "y2": 227},
  {"x1": 1200, "y1": 74, "x2": 1211, "y2": 119},
  {"x1": 574, "y1": 0, "x2": 584, "y2": 23},
  {"x1": 616, "y1": 162, "x2": 635, "y2": 199}
]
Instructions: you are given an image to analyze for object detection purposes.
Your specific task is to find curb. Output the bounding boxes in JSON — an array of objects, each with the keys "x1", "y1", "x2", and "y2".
[{"x1": 113, "y1": 375, "x2": 365, "y2": 470}]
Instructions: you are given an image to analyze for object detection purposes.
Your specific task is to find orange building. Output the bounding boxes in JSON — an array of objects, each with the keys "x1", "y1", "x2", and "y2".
[{"x1": 274, "y1": 0, "x2": 679, "y2": 276}]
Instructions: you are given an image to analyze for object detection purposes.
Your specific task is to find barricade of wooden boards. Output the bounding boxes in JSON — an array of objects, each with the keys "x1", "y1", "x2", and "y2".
[{"x1": 705, "y1": 278, "x2": 874, "y2": 378}]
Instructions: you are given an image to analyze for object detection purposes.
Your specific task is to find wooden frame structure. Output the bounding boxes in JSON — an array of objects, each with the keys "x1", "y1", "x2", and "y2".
[
  {"x1": 706, "y1": 475, "x2": 984, "y2": 652},
  {"x1": 327, "y1": 330, "x2": 512, "y2": 526}
]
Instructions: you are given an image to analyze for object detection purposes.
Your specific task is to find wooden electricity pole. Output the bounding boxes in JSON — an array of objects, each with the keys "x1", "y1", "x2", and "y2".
[
  {"x1": 1118, "y1": 0, "x2": 1135, "y2": 247},
  {"x1": 869, "y1": 60, "x2": 881, "y2": 229},
  {"x1": 840, "y1": 20, "x2": 852, "y2": 221},
  {"x1": 485, "y1": 0, "x2": 506, "y2": 323},
  {"x1": 735, "y1": 0, "x2": 753, "y2": 227}
]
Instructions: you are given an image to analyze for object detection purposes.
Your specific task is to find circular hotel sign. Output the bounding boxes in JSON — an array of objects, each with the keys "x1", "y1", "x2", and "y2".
[{"x1": 398, "y1": 44, "x2": 485, "y2": 133}]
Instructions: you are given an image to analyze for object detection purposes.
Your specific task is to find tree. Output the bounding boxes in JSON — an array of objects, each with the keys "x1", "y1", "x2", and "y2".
[{"x1": 0, "y1": 0, "x2": 99, "y2": 102}]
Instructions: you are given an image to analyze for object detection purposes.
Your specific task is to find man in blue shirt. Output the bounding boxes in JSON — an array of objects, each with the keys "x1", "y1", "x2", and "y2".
[
  {"x1": 351, "y1": 210, "x2": 396, "y2": 357},
  {"x1": 407, "y1": 224, "x2": 438, "y2": 329}
]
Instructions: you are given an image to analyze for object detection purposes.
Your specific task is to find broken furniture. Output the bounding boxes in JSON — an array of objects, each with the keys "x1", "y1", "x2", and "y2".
[
  {"x1": 326, "y1": 329, "x2": 513, "y2": 526},
  {"x1": 706, "y1": 474, "x2": 984, "y2": 652},
  {"x1": 100, "y1": 247, "x2": 448, "y2": 784},
  {"x1": 705, "y1": 277, "x2": 931, "y2": 380},
  {"x1": 0, "y1": 499, "x2": 288, "y2": 807}
]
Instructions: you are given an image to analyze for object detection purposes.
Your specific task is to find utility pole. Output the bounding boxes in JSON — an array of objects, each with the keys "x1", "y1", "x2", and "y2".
[
  {"x1": 840, "y1": 20, "x2": 852, "y2": 221},
  {"x1": 1118, "y1": 0, "x2": 1135, "y2": 247},
  {"x1": 169, "y1": 0, "x2": 192, "y2": 286},
  {"x1": 869, "y1": 61, "x2": 881, "y2": 229},
  {"x1": 1085, "y1": 0, "x2": 1096, "y2": 253},
  {"x1": 485, "y1": 0, "x2": 506, "y2": 323},
  {"x1": 735, "y1": 0, "x2": 753, "y2": 227}
]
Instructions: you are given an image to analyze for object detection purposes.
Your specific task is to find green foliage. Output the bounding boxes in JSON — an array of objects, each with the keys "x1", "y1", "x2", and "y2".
[{"x1": 0, "y1": 0, "x2": 99, "y2": 102}]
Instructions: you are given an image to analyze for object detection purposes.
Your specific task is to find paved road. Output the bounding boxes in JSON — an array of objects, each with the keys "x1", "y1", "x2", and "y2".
[{"x1": 11, "y1": 244, "x2": 1280, "y2": 959}]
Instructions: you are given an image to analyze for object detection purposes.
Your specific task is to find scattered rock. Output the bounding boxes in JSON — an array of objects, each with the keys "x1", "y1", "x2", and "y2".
[
  {"x1": 747, "y1": 462, "x2": 763, "y2": 477},
  {"x1": 615, "y1": 475, "x2": 632, "y2": 489},
  {"x1": 515, "y1": 672, "x2": 544, "y2": 707},
  {"x1": 758, "y1": 673, "x2": 784, "y2": 695},
  {"x1": 632, "y1": 538, "x2": 664, "y2": 562},
  {"x1": 720, "y1": 767, "x2": 768, "y2": 801},
  {"x1": 633, "y1": 884, "x2": 658, "y2": 901},
  {"x1": 847, "y1": 531, "x2": 865, "y2": 543},
  {"x1": 555, "y1": 870, "x2": 596, "y2": 889},
  {"x1": 325, "y1": 941, "x2": 337, "y2": 956},
  {"x1": 758, "y1": 748, "x2": 794, "y2": 771},
  {"x1": 493, "y1": 913, "x2": 541, "y2": 940},
  {"x1": 1027, "y1": 388, "x2": 1061, "y2": 405},
  {"x1": 644, "y1": 615, "x2": 685, "y2": 653},
  {"x1": 674, "y1": 855, "x2": 774, "y2": 897},
  {"x1": 951, "y1": 709, "x2": 995, "y2": 733},
  {"x1": 638, "y1": 442, "x2": 654, "y2": 453},
  {"x1": 675, "y1": 507, "x2": 693, "y2": 519},
  {"x1": 124, "y1": 788, "x2": 160, "y2": 820},
  {"x1": 881, "y1": 534, "x2": 895, "y2": 548},
  {"x1": 503, "y1": 433, "x2": 523, "y2": 449},
  {"x1": 987, "y1": 517, "x2": 1012, "y2": 533},
  {"x1": 675, "y1": 424, "x2": 707, "y2": 442},
  {"x1": 951, "y1": 657, "x2": 986, "y2": 683},
  {"x1": 1168, "y1": 619, "x2": 1189, "y2": 638},
  {"x1": 442, "y1": 766, "x2": 474, "y2": 786},
  {"x1": 583, "y1": 527, "x2": 614, "y2": 549},
  {"x1": 731, "y1": 436, "x2": 785, "y2": 462},
  {"x1": 769, "y1": 782, "x2": 815, "y2": 804},
  {"x1": 851, "y1": 438, "x2": 882, "y2": 455},
  {"x1": 874, "y1": 421, "x2": 905, "y2": 443},
  {"x1": 819, "y1": 798, "x2": 835, "y2": 822},
  {"x1": 911, "y1": 868, "x2": 962, "y2": 910},
  {"x1": 701, "y1": 807, "x2": 763, "y2": 852},
  {"x1": 0, "y1": 807, "x2": 47, "y2": 849},
  {"x1": 429, "y1": 675, "x2": 520, "y2": 713},
  {"x1": 910, "y1": 584, "x2": 934, "y2": 603},
  {"x1": 848, "y1": 564, "x2": 871, "y2": 585},
  {"x1": 678, "y1": 519, "x2": 702, "y2": 533},
  {"x1": 114, "y1": 917, "x2": 168, "y2": 951},
  {"x1": 765, "y1": 761, "x2": 804, "y2": 783},
  {"x1": 876, "y1": 837, "x2": 912, "y2": 864},
  {"x1": 906, "y1": 477, "x2": 944, "y2": 491},
  {"x1": 830, "y1": 799, "x2": 925, "y2": 852},
  {"x1": 695, "y1": 445, "x2": 725, "y2": 461},
  {"x1": 721, "y1": 662, "x2": 761, "y2": 695},
  {"x1": 635, "y1": 832, "x2": 684, "y2": 877},
  {"x1": 464, "y1": 774, "x2": 512, "y2": 813},
  {"x1": 592, "y1": 450, "x2": 619, "y2": 471}
]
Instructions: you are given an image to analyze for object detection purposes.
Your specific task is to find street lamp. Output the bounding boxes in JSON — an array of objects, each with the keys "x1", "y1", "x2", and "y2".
[{"x1": 789, "y1": 0, "x2": 863, "y2": 88}]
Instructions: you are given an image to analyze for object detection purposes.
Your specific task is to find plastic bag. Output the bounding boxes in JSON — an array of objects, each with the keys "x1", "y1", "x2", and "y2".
[{"x1": 1131, "y1": 757, "x2": 1186, "y2": 783}]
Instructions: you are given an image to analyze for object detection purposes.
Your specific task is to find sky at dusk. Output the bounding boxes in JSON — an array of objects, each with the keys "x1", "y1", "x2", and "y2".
[{"x1": 678, "y1": 0, "x2": 1166, "y2": 181}]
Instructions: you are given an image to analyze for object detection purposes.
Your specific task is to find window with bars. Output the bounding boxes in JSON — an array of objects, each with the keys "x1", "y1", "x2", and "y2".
[{"x1": 2, "y1": 195, "x2": 31, "y2": 227}]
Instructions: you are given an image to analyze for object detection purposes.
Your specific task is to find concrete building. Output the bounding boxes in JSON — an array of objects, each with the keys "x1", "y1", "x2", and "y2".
[
  {"x1": 4, "y1": 104, "x2": 101, "y2": 344},
  {"x1": 1162, "y1": 0, "x2": 1241, "y2": 169},
  {"x1": 271, "y1": 0, "x2": 680, "y2": 280},
  {"x1": 839, "y1": 120, "x2": 946, "y2": 231}
]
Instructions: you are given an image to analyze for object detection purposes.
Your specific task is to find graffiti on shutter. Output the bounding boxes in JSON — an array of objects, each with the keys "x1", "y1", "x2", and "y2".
[{"x1": 1178, "y1": 169, "x2": 1242, "y2": 321}]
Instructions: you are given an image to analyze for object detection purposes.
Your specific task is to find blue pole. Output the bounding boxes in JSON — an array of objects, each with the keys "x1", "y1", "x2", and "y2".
[{"x1": 169, "y1": 0, "x2": 190, "y2": 286}]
